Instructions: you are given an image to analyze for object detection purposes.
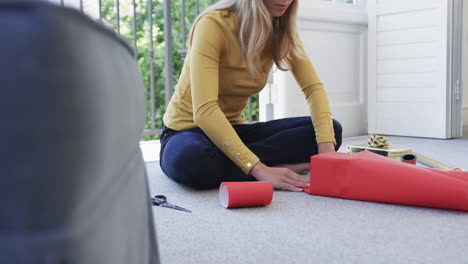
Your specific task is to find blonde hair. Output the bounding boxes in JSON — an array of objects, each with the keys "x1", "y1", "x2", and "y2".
[{"x1": 188, "y1": 0, "x2": 304, "y2": 79}]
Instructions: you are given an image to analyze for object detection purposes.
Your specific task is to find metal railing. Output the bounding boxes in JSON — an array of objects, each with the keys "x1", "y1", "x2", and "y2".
[{"x1": 57, "y1": 0, "x2": 257, "y2": 138}]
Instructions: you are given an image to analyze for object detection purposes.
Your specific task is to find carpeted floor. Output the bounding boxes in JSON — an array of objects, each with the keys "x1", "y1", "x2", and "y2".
[{"x1": 145, "y1": 134, "x2": 468, "y2": 264}]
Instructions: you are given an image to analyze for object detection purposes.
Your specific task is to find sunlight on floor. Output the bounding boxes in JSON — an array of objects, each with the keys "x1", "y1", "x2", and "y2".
[{"x1": 140, "y1": 140, "x2": 160, "y2": 163}]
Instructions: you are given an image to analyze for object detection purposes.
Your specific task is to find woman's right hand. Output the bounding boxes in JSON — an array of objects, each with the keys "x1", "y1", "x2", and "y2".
[{"x1": 250, "y1": 162, "x2": 310, "y2": 192}]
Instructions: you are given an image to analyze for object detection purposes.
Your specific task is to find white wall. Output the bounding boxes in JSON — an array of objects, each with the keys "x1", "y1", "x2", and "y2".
[{"x1": 260, "y1": 0, "x2": 368, "y2": 138}]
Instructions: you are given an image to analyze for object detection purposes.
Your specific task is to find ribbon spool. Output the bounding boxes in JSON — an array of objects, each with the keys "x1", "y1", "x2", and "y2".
[
  {"x1": 219, "y1": 182, "x2": 273, "y2": 209},
  {"x1": 401, "y1": 153, "x2": 417, "y2": 165}
]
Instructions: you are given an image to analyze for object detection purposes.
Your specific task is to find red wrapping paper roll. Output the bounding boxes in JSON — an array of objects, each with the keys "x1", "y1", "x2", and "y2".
[
  {"x1": 219, "y1": 182, "x2": 273, "y2": 208},
  {"x1": 303, "y1": 151, "x2": 468, "y2": 211}
]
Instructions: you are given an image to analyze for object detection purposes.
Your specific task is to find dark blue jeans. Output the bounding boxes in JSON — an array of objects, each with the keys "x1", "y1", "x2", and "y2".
[{"x1": 159, "y1": 116, "x2": 342, "y2": 189}]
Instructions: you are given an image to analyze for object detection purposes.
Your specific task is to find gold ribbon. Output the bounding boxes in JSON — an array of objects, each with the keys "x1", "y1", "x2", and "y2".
[{"x1": 368, "y1": 135, "x2": 389, "y2": 148}]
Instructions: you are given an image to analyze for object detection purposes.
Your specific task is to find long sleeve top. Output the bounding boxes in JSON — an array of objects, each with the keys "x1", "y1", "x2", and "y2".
[{"x1": 163, "y1": 10, "x2": 336, "y2": 174}]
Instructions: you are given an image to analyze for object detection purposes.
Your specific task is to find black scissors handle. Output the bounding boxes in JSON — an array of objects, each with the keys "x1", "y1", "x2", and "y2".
[
  {"x1": 151, "y1": 195, "x2": 192, "y2": 213},
  {"x1": 152, "y1": 195, "x2": 168, "y2": 206}
]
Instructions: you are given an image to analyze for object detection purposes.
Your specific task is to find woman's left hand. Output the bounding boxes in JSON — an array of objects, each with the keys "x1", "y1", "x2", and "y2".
[{"x1": 318, "y1": 142, "x2": 335, "y2": 154}]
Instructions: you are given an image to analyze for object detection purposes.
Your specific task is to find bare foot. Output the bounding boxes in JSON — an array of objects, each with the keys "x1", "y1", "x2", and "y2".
[{"x1": 273, "y1": 162, "x2": 310, "y2": 175}]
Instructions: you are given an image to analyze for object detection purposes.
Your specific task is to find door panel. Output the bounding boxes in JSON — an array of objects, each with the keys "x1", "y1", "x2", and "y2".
[{"x1": 368, "y1": 0, "x2": 452, "y2": 138}]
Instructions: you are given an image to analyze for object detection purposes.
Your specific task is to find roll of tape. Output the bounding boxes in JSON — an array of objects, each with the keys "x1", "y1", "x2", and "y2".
[{"x1": 401, "y1": 153, "x2": 417, "y2": 165}]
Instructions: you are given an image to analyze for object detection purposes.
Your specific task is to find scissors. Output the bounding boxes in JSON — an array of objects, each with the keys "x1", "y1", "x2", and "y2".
[{"x1": 151, "y1": 195, "x2": 192, "y2": 213}]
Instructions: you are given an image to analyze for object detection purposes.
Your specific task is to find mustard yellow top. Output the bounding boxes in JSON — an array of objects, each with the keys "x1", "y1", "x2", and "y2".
[{"x1": 163, "y1": 10, "x2": 335, "y2": 174}]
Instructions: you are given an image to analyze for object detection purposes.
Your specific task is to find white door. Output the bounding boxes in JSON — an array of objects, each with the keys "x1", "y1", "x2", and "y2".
[{"x1": 368, "y1": 0, "x2": 462, "y2": 138}]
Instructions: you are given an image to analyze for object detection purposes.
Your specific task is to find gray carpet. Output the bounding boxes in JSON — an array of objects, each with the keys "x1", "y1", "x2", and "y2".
[{"x1": 146, "y1": 135, "x2": 468, "y2": 264}]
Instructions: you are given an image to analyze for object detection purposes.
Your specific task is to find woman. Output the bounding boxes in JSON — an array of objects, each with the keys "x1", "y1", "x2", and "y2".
[{"x1": 160, "y1": 0, "x2": 342, "y2": 192}]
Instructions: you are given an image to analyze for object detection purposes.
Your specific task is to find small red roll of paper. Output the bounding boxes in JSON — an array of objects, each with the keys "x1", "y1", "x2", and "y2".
[
  {"x1": 219, "y1": 182, "x2": 273, "y2": 208},
  {"x1": 303, "y1": 151, "x2": 468, "y2": 211}
]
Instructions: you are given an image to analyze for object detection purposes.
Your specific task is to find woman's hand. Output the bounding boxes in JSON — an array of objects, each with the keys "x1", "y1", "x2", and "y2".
[
  {"x1": 318, "y1": 142, "x2": 335, "y2": 154},
  {"x1": 250, "y1": 162, "x2": 310, "y2": 192}
]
